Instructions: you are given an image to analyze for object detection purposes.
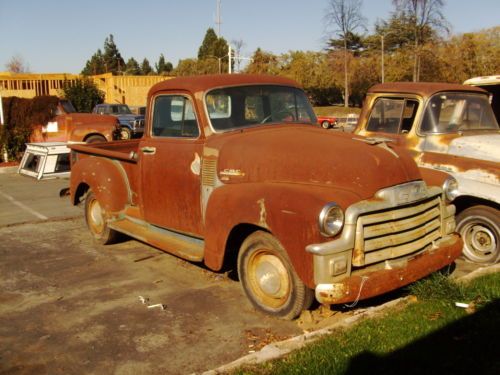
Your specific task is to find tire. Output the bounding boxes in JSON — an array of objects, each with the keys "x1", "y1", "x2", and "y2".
[
  {"x1": 321, "y1": 120, "x2": 330, "y2": 129},
  {"x1": 84, "y1": 191, "x2": 119, "y2": 245},
  {"x1": 120, "y1": 127, "x2": 131, "y2": 140},
  {"x1": 456, "y1": 205, "x2": 499, "y2": 264},
  {"x1": 86, "y1": 135, "x2": 107, "y2": 144},
  {"x1": 237, "y1": 231, "x2": 314, "y2": 319}
]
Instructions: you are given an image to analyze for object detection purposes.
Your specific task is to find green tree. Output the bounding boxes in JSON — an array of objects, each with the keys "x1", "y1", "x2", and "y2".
[
  {"x1": 140, "y1": 58, "x2": 153, "y2": 75},
  {"x1": 62, "y1": 79, "x2": 105, "y2": 112},
  {"x1": 198, "y1": 28, "x2": 229, "y2": 73},
  {"x1": 245, "y1": 48, "x2": 280, "y2": 75},
  {"x1": 81, "y1": 49, "x2": 105, "y2": 75},
  {"x1": 155, "y1": 54, "x2": 173, "y2": 75},
  {"x1": 103, "y1": 34, "x2": 125, "y2": 74},
  {"x1": 125, "y1": 57, "x2": 141, "y2": 75},
  {"x1": 173, "y1": 58, "x2": 199, "y2": 76}
]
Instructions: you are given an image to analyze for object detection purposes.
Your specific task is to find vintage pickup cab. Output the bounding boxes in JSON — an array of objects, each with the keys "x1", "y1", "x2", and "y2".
[
  {"x1": 68, "y1": 75, "x2": 461, "y2": 319},
  {"x1": 355, "y1": 82, "x2": 499, "y2": 264},
  {"x1": 31, "y1": 99, "x2": 121, "y2": 144}
]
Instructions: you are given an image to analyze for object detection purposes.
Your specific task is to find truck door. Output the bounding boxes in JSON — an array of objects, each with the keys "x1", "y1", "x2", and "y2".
[{"x1": 139, "y1": 93, "x2": 204, "y2": 237}]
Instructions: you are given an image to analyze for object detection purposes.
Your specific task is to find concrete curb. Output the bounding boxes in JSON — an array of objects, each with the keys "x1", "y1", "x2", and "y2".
[
  {"x1": 200, "y1": 297, "x2": 409, "y2": 375},
  {"x1": 199, "y1": 263, "x2": 499, "y2": 375}
]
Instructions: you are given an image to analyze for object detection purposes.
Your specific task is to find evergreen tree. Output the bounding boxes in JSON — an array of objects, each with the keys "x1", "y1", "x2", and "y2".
[
  {"x1": 103, "y1": 34, "x2": 125, "y2": 74},
  {"x1": 81, "y1": 49, "x2": 105, "y2": 76},
  {"x1": 141, "y1": 58, "x2": 153, "y2": 75},
  {"x1": 125, "y1": 57, "x2": 141, "y2": 75},
  {"x1": 197, "y1": 28, "x2": 229, "y2": 73},
  {"x1": 155, "y1": 54, "x2": 173, "y2": 75}
]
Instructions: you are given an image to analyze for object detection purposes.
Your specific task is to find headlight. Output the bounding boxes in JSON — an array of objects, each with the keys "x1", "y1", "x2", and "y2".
[
  {"x1": 443, "y1": 176, "x2": 459, "y2": 202},
  {"x1": 319, "y1": 203, "x2": 344, "y2": 237}
]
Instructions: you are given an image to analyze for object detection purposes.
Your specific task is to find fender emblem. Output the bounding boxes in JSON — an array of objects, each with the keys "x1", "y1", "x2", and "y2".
[{"x1": 219, "y1": 168, "x2": 245, "y2": 177}]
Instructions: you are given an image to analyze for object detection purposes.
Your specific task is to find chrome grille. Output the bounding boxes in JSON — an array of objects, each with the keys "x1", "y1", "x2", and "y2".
[{"x1": 353, "y1": 196, "x2": 442, "y2": 266}]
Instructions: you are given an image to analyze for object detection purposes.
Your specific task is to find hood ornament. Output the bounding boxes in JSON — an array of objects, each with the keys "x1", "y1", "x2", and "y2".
[{"x1": 353, "y1": 137, "x2": 399, "y2": 158}]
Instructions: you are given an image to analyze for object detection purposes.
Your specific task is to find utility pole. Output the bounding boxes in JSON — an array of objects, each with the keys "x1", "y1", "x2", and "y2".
[{"x1": 215, "y1": 0, "x2": 222, "y2": 37}]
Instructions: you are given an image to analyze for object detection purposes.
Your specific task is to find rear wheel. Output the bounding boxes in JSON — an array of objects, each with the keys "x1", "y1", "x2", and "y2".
[
  {"x1": 321, "y1": 120, "x2": 330, "y2": 129},
  {"x1": 237, "y1": 231, "x2": 314, "y2": 319},
  {"x1": 84, "y1": 191, "x2": 118, "y2": 245},
  {"x1": 456, "y1": 205, "x2": 499, "y2": 264}
]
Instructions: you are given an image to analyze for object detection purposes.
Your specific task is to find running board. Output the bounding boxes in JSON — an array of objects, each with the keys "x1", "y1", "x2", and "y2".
[{"x1": 108, "y1": 217, "x2": 204, "y2": 262}]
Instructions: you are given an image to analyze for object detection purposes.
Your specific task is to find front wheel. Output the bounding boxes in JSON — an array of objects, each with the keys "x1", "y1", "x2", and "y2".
[
  {"x1": 237, "y1": 231, "x2": 314, "y2": 319},
  {"x1": 84, "y1": 191, "x2": 119, "y2": 245},
  {"x1": 456, "y1": 205, "x2": 499, "y2": 264},
  {"x1": 120, "y1": 127, "x2": 132, "y2": 140},
  {"x1": 321, "y1": 120, "x2": 330, "y2": 129}
]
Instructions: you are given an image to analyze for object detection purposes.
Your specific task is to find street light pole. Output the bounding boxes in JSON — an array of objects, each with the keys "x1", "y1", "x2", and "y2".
[{"x1": 381, "y1": 34, "x2": 385, "y2": 83}]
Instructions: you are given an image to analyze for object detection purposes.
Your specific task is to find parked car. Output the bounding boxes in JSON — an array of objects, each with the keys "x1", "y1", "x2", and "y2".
[
  {"x1": 68, "y1": 75, "x2": 461, "y2": 319},
  {"x1": 464, "y1": 75, "x2": 500, "y2": 124},
  {"x1": 93, "y1": 103, "x2": 145, "y2": 140},
  {"x1": 355, "y1": 82, "x2": 500, "y2": 264},
  {"x1": 317, "y1": 115, "x2": 338, "y2": 129}
]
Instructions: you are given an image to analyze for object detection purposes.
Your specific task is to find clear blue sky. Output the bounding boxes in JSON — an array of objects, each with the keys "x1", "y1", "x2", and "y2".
[{"x1": 1, "y1": 0, "x2": 498, "y2": 74}]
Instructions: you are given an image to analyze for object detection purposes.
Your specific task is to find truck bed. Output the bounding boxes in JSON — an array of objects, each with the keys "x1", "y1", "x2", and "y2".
[{"x1": 69, "y1": 139, "x2": 140, "y2": 163}]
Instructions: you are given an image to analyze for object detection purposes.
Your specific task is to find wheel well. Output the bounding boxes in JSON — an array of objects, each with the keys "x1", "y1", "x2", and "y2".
[
  {"x1": 74, "y1": 183, "x2": 90, "y2": 206},
  {"x1": 221, "y1": 224, "x2": 269, "y2": 274},
  {"x1": 453, "y1": 195, "x2": 500, "y2": 214},
  {"x1": 83, "y1": 133, "x2": 106, "y2": 142}
]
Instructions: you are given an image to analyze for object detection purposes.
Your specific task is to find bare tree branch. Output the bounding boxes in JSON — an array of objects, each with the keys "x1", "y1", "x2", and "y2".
[{"x1": 324, "y1": 0, "x2": 366, "y2": 107}]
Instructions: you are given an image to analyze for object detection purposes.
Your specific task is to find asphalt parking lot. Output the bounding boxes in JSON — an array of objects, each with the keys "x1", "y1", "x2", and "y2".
[{"x1": 0, "y1": 170, "x2": 485, "y2": 374}]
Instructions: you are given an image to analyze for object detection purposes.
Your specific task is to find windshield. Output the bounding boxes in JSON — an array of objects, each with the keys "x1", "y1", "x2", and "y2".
[
  {"x1": 60, "y1": 100, "x2": 76, "y2": 113},
  {"x1": 111, "y1": 105, "x2": 132, "y2": 115},
  {"x1": 421, "y1": 92, "x2": 499, "y2": 134},
  {"x1": 205, "y1": 85, "x2": 317, "y2": 131}
]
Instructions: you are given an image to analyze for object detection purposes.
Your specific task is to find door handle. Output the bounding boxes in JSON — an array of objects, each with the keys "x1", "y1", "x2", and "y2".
[{"x1": 141, "y1": 146, "x2": 156, "y2": 154}]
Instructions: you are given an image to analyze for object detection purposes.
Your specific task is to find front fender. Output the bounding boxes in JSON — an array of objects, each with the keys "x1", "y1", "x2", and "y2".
[
  {"x1": 203, "y1": 182, "x2": 360, "y2": 288},
  {"x1": 70, "y1": 156, "x2": 131, "y2": 214}
]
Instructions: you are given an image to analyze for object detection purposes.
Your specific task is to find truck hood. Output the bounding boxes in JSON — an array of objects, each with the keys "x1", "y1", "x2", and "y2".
[
  {"x1": 447, "y1": 133, "x2": 500, "y2": 163},
  {"x1": 209, "y1": 126, "x2": 422, "y2": 201}
]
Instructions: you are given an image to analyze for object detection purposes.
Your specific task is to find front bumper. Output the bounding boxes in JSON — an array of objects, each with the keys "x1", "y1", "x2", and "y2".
[{"x1": 314, "y1": 233, "x2": 462, "y2": 305}]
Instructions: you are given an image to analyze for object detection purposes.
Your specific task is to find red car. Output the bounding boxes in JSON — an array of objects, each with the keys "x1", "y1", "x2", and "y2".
[{"x1": 317, "y1": 115, "x2": 338, "y2": 129}]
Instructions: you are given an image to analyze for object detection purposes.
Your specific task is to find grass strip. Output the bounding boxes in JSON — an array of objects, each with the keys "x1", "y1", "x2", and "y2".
[{"x1": 237, "y1": 272, "x2": 500, "y2": 375}]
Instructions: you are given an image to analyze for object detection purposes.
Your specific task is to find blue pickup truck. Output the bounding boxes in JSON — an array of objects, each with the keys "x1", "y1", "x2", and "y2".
[{"x1": 93, "y1": 103, "x2": 144, "y2": 139}]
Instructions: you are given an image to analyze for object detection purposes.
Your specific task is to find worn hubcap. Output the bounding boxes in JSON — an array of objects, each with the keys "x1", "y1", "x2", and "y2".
[
  {"x1": 469, "y1": 225, "x2": 495, "y2": 254},
  {"x1": 249, "y1": 251, "x2": 290, "y2": 308},
  {"x1": 88, "y1": 199, "x2": 104, "y2": 234},
  {"x1": 461, "y1": 221, "x2": 498, "y2": 262}
]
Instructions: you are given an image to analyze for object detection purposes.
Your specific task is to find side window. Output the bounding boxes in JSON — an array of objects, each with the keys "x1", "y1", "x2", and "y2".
[
  {"x1": 367, "y1": 98, "x2": 404, "y2": 133},
  {"x1": 152, "y1": 95, "x2": 200, "y2": 138},
  {"x1": 367, "y1": 98, "x2": 419, "y2": 134},
  {"x1": 400, "y1": 100, "x2": 419, "y2": 133}
]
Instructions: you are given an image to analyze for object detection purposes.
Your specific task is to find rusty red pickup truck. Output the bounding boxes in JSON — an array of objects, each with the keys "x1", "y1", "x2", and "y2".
[
  {"x1": 31, "y1": 99, "x2": 121, "y2": 144},
  {"x1": 68, "y1": 74, "x2": 462, "y2": 319}
]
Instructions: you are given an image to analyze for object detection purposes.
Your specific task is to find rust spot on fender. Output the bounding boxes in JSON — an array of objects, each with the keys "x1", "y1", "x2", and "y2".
[{"x1": 257, "y1": 198, "x2": 268, "y2": 228}]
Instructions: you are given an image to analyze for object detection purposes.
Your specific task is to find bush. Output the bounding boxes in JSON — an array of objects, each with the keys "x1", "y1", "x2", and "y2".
[
  {"x1": 0, "y1": 96, "x2": 59, "y2": 161},
  {"x1": 61, "y1": 78, "x2": 104, "y2": 113}
]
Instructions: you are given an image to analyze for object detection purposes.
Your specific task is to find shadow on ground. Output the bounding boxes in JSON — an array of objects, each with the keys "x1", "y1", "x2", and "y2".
[{"x1": 345, "y1": 299, "x2": 500, "y2": 375}]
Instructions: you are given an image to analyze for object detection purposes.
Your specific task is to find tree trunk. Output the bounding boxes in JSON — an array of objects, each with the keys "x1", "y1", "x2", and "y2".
[{"x1": 344, "y1": 39, "x2": 349, "y2": 108}]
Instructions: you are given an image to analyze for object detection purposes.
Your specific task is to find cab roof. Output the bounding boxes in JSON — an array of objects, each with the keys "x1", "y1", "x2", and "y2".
[
  {"x1": 367, "y1": 82, "x2": 488, "y2": 97},
  {"x1": 148, "y1": 74, "x2": 301, "y2": 98}
]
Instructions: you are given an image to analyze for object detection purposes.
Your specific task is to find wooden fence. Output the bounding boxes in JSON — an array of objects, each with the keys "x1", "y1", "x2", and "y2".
[{"x1": 0, "y1": 72, "x2": 171, "y2": 106}]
